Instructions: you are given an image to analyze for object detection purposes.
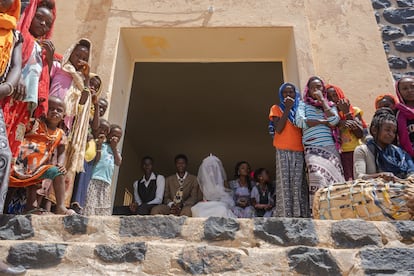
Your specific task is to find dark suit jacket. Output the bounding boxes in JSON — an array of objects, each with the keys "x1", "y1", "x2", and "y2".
[{"x1": 163, "y1": 174, "x2": 200, "y2": 207}]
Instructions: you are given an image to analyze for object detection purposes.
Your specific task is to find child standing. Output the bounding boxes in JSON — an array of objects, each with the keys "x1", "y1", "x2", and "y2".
[
  {"x1": 251, "y1": 168, "x2": 274, "y2": 217},
  {"x1": 326, "y1": 84, "x2": 366, "y2": 181},
  {"x1": 269, "y1": 83, "x2": 308, "y2": 218},
  {"x1": 8, "y1": 96, "x2": 75, "y2": 215},
  {"x1": 395, "y1": 76, "x2": 414, "y2": 158},
  {"x1": 83, "y1": 123, "x2": 122, "y2": 216}
]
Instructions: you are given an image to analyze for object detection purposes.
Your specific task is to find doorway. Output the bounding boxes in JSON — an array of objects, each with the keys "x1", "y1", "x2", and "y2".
[{"x1": 114, "y1": 61, "x2": 284, "y2": 205}]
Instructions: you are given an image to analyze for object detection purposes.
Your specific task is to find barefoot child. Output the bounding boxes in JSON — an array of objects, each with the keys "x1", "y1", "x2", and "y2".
[
  {"x1": 8, "y1": 96, "x2": 75, "y2": 215},
  {"x1": 83, "y1": 123, "x2": 122, "y2": 216}
]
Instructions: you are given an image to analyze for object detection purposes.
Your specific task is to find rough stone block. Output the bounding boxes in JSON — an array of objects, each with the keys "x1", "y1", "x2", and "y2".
[
  {"x1": 360, "y1": 248, "x2": 414, "y2": 275},
  {"x1": 392, "y1": 221, "x2": 414, "y2": 243},
  {"x1": 388, "y1": 56, "x2": 408, "y2": 69},
  {"x1": 63, "y1": 215, "x2": 88, "y2": 235},
  {"x1": 403, "y1": 24, "x2": 414, "y2": 36},
  {"x1": 375, "y1": 11, "x2": 381, "y2": 24},
  {"x1": 177, "y1": 246, "x2": 242, "y2": 274},
  {"x1": 408, "y1": 57, "x2": 414, "y2": 68},
  {"x1": 7, "y1": 243, "x2": 67, "y2": 269},
  {"x1": 0, "y1": 215, "x2": 34, "y2": 240},
  {"x1": 204, "y1": 217, "x2": 239, "y2": 241},
  {"x1": 119, "y1": 215, "x2": 186, "y2": 238},
  {"x1": 394, "y1": 40, "x2": 414, "y2": 52},
  {"x1": 331, "y1": 219, "x2": 382, "y2": 248},
  {"x1": 384, "y1": 8, "x2": 414, "y2": 24},
  {"x1": 254, "y1": 217, "x2": 318, "y2": 246},
  {"x1": 397, "y1": 0, "x2": 414, "y2": 7},
  {"x1": 95, "y1": 242, "x2": 146, "y2": 263},
  {"x1": 372, "y1": 0, "x2": 391, "y2": 9},
  {"x1": 394, "y1": 73, "x2": 404, "y2": 80},
  {"x1": 383, "y1": 42, "x2": 390, "y2": 53},
  {"x1": 382, "y1": 25, "x2": 405, "y2": 41},
  {"x1": 288, "y1": 246, "x2": 341, "y2": 276}
]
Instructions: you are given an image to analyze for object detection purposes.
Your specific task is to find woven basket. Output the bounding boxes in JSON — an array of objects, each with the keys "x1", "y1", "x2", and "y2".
[{"x1": 313, "y1": 177, "x2": 414, "y2": 221}]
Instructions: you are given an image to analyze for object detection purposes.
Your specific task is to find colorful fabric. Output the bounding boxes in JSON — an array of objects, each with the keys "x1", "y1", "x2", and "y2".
[
  {"x1": 295, "y1": 101, "x2": 340, "y2": 147},
  {"x1": 91, "y1": 143, "x2": 115, "y2": 185},
  {"x1": 83, "y1": 179, "x2": 112, "y2": 216},
  {"x1": 340, "y1": 107, "x2": 365, "y2": 152},
  {"x1": 278, "y1": 82, "x2": 301, "y2": 123},
  {"x1": 18, "y1": 0, "x2": 56, "y2": 118},
  {"x1": 9, "y1": 119, "x2": 66, "y2": 187},
  {"x1": 395, "y1": 79, "x2": 414, "y2": 157},
  {"x1": 375, "y1": 94, "x2": 398, "y2": 109},
  {"x1": 305, "y1": 145, "x2": 345, "y2": 211},
  {"x1": 366, "y1": 138, "x2": 414, "y2": 179},
  {"x1": 0, "y1": 107, "x2": 12, "y2": 213},
  {"x1": 0, "y1": 0, "x2": 20, "y2": 78},
  {"x1": 269, "y1": 105, "x2": 303, "y2": 151},
  {"x1": 273, "y1": 149, "x2": 309, "y2": 217}
]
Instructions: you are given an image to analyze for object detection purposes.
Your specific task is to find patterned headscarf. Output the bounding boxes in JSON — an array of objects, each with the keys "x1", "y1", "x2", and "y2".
[
  {"x1": 395, "y1": 77, "x2": 414, "y2": 157},
  {"x1": 278, "y1": 82, "x2": 300, "y2": 123}
]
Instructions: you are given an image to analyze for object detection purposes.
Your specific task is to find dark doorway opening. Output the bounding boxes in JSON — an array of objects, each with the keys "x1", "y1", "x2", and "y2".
[{"x1": 115, "y1": 62, "x2": 284, "y2": 206}]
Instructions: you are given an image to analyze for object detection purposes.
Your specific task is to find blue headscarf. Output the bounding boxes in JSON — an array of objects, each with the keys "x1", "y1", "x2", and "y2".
[{"x1": 278, "y1": 82, "x2": 300, "y2": 123}]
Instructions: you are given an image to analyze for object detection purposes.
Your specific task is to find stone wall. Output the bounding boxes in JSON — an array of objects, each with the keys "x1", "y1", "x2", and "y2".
[
  {"x1": 0, "y1": 215, "x2": 413, "y2": 275},
  {"x1": 373, "y1": 0, "x2": 414, "y2": 80}
]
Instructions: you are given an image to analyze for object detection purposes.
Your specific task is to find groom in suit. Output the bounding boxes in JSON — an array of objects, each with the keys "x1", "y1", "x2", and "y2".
[{"x1": 151, "y1": 154, "x2": 200, "y2": 216}]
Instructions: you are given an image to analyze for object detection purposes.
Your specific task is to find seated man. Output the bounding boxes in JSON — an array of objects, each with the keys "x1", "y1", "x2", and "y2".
[
  {"x1": 130, "y1": 156, "x2": 165, "y2": 215},
  {"x1": 151, "y1": 154, "x2": 200, "y2": 217}
]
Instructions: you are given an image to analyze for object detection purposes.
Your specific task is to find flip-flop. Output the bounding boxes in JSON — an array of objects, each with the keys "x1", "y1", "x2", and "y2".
[{"x1": 24, "y1": 208, "x2": 50, "y2": 215}]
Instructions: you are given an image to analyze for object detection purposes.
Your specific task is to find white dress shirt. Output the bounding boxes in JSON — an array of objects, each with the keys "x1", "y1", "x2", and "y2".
[{"x1": 133, "y1": 172, "x2": 165, "y2": 205}]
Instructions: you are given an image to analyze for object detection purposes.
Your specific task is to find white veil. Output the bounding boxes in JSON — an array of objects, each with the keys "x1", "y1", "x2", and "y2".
[{"x1": 197, "y1": 154, "x2": 234, "y2": 207}]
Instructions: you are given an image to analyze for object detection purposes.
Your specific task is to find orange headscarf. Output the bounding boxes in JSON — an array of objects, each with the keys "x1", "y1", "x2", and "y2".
[
  {"x1": 326, "y1": 84, "x2": 367, "y2": 128},
  {"x1": 0, "y1": 0, "x2": 20, "y2": 77},
  {"x1": 374, "y1": 94, "x2": 398, "y2": 109}
]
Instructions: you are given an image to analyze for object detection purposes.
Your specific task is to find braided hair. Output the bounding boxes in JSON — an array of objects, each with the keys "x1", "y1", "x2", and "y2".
[{"x1": 369, "y1": 107, "x2": 397, "y2": 141}]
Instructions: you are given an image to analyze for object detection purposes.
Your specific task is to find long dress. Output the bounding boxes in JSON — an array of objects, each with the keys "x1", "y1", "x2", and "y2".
[{"x1": 191, "y1": 155, "x2": 235, "y2": 218}]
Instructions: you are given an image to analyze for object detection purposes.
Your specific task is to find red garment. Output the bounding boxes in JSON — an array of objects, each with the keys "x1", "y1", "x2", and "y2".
[
  {"x1": 325, "y1": 84, "x2": 367, "y2": 128},
  {"x1": 18, "y1": 0, "x2": 56, "y2": 117},
  {"x1": 1, "y1": 0, "x2": 56, "y2": 159}
]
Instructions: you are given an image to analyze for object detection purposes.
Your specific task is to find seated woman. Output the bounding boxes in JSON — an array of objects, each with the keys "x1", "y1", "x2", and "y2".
[
  {"x1": 191, "y1": 154, "x2": 235, "y2": 218},
  {"x1": 354, "y1": 108, "x2": 414, "y2": 180}
]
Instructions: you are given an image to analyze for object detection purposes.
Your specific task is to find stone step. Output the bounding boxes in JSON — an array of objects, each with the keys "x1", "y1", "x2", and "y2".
[{"x1": 0, "y1": 215, "x2": 413, "y2": 275}]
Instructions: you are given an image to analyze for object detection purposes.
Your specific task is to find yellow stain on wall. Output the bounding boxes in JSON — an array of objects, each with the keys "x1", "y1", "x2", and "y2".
[{"x1": 141, "y1": 36, "x2": 169, "y2": 56}]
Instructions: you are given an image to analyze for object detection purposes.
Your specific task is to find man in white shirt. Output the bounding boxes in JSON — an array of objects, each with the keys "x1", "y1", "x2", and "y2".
[{"x1": 129, "y1": 156, "x2": 165, "y2": 215}]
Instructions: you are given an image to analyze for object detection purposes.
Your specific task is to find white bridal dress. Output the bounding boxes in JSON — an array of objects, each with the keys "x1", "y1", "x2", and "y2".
[{"x1": 191, "y1": 154, "x2": 236, "y2": 218}]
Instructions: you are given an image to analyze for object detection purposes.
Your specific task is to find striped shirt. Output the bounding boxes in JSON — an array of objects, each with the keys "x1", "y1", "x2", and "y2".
[{"x1": 295, "y1": 101, "x2": 339, "y2": 147}]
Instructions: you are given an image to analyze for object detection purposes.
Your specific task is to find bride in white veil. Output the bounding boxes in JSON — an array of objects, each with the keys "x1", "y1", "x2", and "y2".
[{"x1": 191, "y1": 154, "x2": 236, "y2": 218}]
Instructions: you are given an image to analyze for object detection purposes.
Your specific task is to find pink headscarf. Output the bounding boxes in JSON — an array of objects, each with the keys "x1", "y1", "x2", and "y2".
[{"x1": 395, "y1": 77, "x2": 414, "y2": 157}]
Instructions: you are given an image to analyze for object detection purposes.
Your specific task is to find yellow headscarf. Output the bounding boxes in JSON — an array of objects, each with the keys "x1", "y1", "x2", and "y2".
[{"x1": 0, "y1": 0, "x2": 20, "y2": 78}]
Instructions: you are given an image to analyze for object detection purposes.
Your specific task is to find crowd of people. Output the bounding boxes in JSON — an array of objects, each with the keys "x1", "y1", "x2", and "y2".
[
  {"x1": 0, "y1": 0, "x2": 121, "y2": 218},
  {"x1": 125, "y1": 76, "x2": 414, "y2": 219},
  {"x1": 1, "y1": 0, "x2": 414, "y2": 221}
]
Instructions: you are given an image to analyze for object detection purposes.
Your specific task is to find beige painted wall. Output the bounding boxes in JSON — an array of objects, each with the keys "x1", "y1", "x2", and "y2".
[{"x1": 53, "y1": 0, "x2": 394, "y2": 204}]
